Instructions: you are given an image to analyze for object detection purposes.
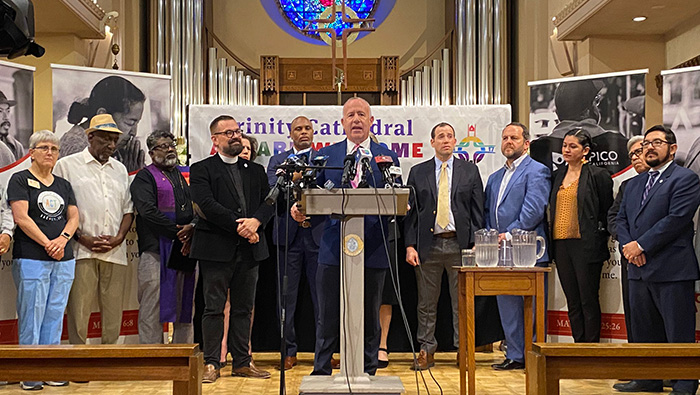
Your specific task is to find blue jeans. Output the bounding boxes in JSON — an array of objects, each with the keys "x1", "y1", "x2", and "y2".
[{"x1": 12, "y1": 258, "x2": 76, "y2": 345}]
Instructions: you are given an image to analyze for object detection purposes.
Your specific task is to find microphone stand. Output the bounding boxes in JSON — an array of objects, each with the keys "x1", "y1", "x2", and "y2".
[
  {"x1": 275, "y1": 163, "x2": 342, "y2": 395},
  {"x1": 278, "y1": 168, "x2": 294, "y2": 395}
]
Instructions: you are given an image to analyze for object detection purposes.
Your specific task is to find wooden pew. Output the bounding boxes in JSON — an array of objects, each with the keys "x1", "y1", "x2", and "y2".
[
  {"x1": 527, "y1": 343, "x2": 700, "y2": 395},
  {"x1": 0, "y1": 344, "x2": 202, "y2": 395}
]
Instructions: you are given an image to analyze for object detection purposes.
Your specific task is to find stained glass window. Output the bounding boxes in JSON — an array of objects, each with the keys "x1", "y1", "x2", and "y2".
[{"x1": 277, "y1": 0, "x2": 379, "y2": 43}]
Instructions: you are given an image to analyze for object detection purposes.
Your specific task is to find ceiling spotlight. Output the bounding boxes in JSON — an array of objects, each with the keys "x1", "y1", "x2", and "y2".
[{"x1": 633, "y1": 16, "x2": 647, "y2": 22}]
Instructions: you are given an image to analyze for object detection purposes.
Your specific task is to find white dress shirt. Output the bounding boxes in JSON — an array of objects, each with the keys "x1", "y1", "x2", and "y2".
[
  {"x1": 433, "y1": 156, "x2": 456, "y2": 233},
  {"x1": 53, "y1": 147, "x2": 133, "y2": 265},
  {"x1": 495, "y1": 154, "x2": 527, "y2": 232},
  {"x1": 650, "y1": 159, "x2": 672, "y2": 182},
  {"x1": 346, "y1": 137, "x2": 371, "y2": 154}
]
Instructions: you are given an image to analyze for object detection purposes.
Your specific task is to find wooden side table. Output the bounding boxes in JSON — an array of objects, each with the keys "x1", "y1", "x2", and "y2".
[{"x1": 456, "y1": 266, "x2": 551, "y2": 395}]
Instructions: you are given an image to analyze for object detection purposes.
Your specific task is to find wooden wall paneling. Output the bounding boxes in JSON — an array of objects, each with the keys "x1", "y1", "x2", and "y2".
[
  {"x1": 381, "y1": 55, "x2": 399, "y2": 105},
  {"x1": 261, "y1": 55, "x2": 279, "y2": 105},
  {"x1": 278, "y1": 58, "x2": 381, "y2": 93}
]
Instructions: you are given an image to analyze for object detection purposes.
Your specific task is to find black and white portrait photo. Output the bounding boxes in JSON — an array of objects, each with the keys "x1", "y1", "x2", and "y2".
[
  {"x1": 663, "y1": 66, "x2": 700, "y2": 175},
  {"x1": 0, "y1": 60, "x2": 33, "y2": 169},
  {"x1": 529, "y1": 71, "x2": 647, "y2": 175},
  {"x1": 52, "y1": 65, "x2": 171, "y2": 173}
]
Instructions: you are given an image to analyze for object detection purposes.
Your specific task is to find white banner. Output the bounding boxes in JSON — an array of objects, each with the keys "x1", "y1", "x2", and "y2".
[
  {"x1": 529, "y1": 69, "x2": 648, "y2": 342},
  {"x1": 188, "y1": 105, "x2": 511, "y2": 184}
]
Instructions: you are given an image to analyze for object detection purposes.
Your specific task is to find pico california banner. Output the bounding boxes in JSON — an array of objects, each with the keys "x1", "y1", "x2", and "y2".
[{"x1": 529, "y1": 69, "x2": 648, "y2": 342}]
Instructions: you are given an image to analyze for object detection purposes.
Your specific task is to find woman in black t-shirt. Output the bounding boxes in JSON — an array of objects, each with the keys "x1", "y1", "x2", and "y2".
[{"x1": 7, "y1": 130, "x2": 78, "y2": 391}]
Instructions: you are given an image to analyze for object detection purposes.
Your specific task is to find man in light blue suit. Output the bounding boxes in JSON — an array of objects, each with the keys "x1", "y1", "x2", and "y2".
[{"x1": 484, "y1": 122, "x2": 551, "y2": 370}]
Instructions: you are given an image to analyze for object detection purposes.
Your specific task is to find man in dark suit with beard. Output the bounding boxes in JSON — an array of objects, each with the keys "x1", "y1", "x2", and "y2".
[
  {"x1": 267, "y1": 116, "x2": 324, "y2": 370},
  {"x1": 615, "y1": 125, "x2": 700, "y2": 395},
  {"x1": 190, "y1": 115, "x2": 275, "y2": 383}
]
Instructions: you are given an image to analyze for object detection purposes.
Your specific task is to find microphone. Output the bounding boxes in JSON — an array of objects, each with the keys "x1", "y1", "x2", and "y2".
[
  {"x1": 374, "y1": 155, "x2": 394, "y2": 186},
  {"x1": 389, "y1": 166, "x2": 403, "y2": 186},
  {"x1": 311, "y1": 155, "x2": 329, "y2": 167},
  {"x1": 357, "y1": 147, "x2": 373, "y2": 187},
  {"x1": 265, "y1": 153, "x2": 299, "y2": 205},
  {"x1": 278, "y1": 153, "x2": 307, "y2": 171},
  {"x1": 358, "y1": 147, "x2": 372, "y2": 165},
  {"x1": 302, "y1": 155, "x2": 329, "y2": 188},
  {"x1": 295, "y1": 149, "x2": 311, "y2": 167},
  {"x1": 341, "y1": 153, "x2": 356, "y2": 186}
]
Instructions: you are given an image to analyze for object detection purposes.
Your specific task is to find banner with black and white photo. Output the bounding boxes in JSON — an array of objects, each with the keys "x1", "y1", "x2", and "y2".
[
  {"x1": 51, "y1": 64, "x2": 172, "y2": 175},
  {"x1": 663, "y1": 65, "x2": 700, "y2": 174},
  {"x1": 528, "y1": 69, "x2": 647, "y2": 177},
  {"x1": 49, "y1": 65, "x2": 171, "y2": 343},
  {"x1": 661, "y1": 65, "x2": 700, "y2": 339},
  {"x1": 0, "y1": 59, "x2": 34, "y2": 344},
  {"x1": 529, "y1": 69, "x2": 648, "y2": 342}
]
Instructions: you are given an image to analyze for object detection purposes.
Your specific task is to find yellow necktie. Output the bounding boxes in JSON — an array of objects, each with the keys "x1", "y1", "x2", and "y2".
[{"x1": 436, "y1": 162, "x2": 449, "y2": 229}]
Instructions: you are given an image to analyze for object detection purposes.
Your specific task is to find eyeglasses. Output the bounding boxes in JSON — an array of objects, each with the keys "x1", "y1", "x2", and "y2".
[
  {"x1": 641, "y1": 139, "x2": 670, "y2": 149},
  {"x1": 33, "y1": 145, "x2": 59, "y2": 154},
  {"x1": 212, "y1": 129, "x2": 242, "y2": 138},
  {"x1": 151, "y1": 142, "x2": 177, "y2": 151},
  {"x1": 628, "y1": 148, "x2": 643, "y2": 159}
]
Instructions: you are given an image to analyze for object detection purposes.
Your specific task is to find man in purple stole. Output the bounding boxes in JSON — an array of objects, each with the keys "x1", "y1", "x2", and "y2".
[{"x1": 131, "y1": 130, "x2": 196, "y2": 344}]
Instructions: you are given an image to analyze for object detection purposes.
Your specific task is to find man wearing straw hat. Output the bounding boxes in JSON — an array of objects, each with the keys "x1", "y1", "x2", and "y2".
[{"x1": 54, "y1": 114, "x2": 134, "y2": 346}]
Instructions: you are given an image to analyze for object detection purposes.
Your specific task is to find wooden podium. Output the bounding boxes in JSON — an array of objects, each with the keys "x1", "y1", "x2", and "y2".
[{"x1": 298, "y1": 188, "x2": 408, "y2": 395}]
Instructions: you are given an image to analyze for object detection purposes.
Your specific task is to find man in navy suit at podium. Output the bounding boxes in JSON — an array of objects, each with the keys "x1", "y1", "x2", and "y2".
[{"x1": 306, "y1": 97, "x2": 400, "y2": 375}]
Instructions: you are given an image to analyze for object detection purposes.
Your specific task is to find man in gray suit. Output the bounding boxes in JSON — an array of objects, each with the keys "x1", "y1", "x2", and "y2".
[{"x1": 405, "y1": 122, "x2": 501, "y2": 370}]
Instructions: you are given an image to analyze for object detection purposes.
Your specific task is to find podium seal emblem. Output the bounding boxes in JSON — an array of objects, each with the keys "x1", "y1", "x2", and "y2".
[{"x1": 343, "y1": 234, "x2": 364, "y2": 257}]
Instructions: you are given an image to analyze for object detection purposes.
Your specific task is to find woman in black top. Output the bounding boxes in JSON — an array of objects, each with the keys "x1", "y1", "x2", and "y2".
[
  {"x1": 8, "y1": 130, "x2": 78, "y2": 390},
  {"x1": 548, "y1": 129, "x2": 614, "y2": 343}
]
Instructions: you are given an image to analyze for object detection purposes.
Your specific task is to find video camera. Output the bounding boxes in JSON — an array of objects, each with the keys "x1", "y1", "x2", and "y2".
[{"x1": 0, "y1": 0, "x2": 44, "y2": 59}]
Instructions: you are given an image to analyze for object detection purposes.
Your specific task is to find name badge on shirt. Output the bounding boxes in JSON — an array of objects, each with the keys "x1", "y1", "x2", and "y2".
[{"x1": 28, "y1": 179, "x2": 40, "y2": 189}]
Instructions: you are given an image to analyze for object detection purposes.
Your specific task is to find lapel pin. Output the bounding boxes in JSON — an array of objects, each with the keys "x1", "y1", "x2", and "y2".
[{"x1": 244, "y1": 163, "x2": 248, "y2": 168}]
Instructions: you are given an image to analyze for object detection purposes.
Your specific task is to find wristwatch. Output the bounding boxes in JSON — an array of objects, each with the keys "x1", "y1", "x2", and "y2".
[{"x1": 61, "y1": 232, "x2": 72, "y2": 240}]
